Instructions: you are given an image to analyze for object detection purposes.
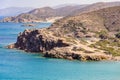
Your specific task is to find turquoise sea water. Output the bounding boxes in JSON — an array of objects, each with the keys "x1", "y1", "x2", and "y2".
[{"x1": 0, "y1": 22, "x2": 120, "y2": 80}]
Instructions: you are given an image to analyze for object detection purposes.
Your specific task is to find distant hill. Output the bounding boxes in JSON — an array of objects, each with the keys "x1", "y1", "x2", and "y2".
[
  {"x1": 1, "y1": 5, "x2": 86, "y2": 23},
  {"x1": 52, "y1": 4, "x2": 87, "y2": 9},
  {"x1": 55, "y1": 5, "x2": 87, "y2": 16},
  {"x1": 1, "y1": 1, "x2": 120, "y2": 23},
  {"x1": 28, "y1": 7, "x2": 56, "y2": 19},
  {"x1": 72, "y1": 2, "x2": 120, "y2": 15},
  {"x1": 0, "y1": 7, "x2": 34, "y2": 16},
  {"x1": 28, "y1": 5, "x2": 87, "y2": 18}
]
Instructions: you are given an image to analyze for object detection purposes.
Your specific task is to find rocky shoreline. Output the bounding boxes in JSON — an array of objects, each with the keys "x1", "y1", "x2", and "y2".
[{"x1": 7, "y1": 29, "x2": 117, "y2": 61}]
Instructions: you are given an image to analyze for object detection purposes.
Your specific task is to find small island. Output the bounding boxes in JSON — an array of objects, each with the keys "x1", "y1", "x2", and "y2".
[{"x1": 21, "y1": 23, "x2": 37, "y2": 27}]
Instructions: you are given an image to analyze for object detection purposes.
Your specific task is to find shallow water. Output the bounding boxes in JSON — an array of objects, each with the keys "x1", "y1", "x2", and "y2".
[{"x1": 0, "y1": 22, "x2": 120, "y2": 80}]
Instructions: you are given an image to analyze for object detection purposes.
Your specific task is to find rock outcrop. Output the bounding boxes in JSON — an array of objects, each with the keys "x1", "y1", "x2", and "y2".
[
  {"x1": 7, "y1": 29, "x2": 112, "y2": 61},
  {"x1": 9, "y1": 29, "x2": 70, "y2": 52}
]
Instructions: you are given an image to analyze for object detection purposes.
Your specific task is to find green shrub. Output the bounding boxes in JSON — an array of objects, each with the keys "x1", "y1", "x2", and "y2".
[
  {"x1": 115, "y1": 32, "x2": 120, "y2": 38},
  {"x1": 97, "y1": 30, "x2": 108, "y2": 39},
  {"x1": 94, "y1": 40, "x2": 120, "y2": 56}
]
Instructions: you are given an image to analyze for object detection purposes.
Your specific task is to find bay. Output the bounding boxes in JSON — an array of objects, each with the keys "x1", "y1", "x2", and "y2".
[{"x1": 0, "y1": 22, "x2": 120, "y2": 80}]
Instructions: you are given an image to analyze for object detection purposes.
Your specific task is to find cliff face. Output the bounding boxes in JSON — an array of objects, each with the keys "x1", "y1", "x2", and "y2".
[
  {"x1": 7, "y1": 6, "x2": 120, "y2": 61},
  {"x1": 14, "y1": 29, "x2": 69, "y2": 52}
]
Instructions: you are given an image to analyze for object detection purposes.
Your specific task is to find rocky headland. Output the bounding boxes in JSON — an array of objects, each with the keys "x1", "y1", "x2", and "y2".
[{"x1": 7, "y1": 6, "x2": 120, "y2": 61}]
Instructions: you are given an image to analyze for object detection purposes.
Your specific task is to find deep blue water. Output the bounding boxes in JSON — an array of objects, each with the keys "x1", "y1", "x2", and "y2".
[{"x1": 0, "y1": 22, "x2": 120, "y2": 80}]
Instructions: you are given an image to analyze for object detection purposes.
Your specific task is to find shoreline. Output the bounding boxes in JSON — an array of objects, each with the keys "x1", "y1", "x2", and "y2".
[
  {"x1": 0, "y1": 16, "x2": 63, "y2": 23},
  {"x1": 7, "y1": 44, "x2": 120, "y2": 61},
  {"x1": 7, "y1": 35, "x2": 120, "y2": 62}
]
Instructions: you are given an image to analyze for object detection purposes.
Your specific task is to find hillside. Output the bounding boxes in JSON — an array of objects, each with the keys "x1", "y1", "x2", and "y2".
[
  {"x1": 1, "y1": 2, "x2": 120, "y2": 23},
  {"x1": 50, "y1": 6, "x2": 120, "y2": 35},
  {"x1": 72, "y1": 2, "x2": 120, "y2": 15},
  {"x1": 8, "y1": 6, "x2": 120, "y2": 61},
  {"x1": 1, "y1": 5, "x2": 85, "y2": 23},
  {"x1": 28, "y1": 7, "x2": 56, "y2": 19}
]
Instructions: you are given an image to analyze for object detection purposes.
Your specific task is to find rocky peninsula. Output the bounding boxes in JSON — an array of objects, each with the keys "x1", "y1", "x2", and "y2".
[{"x1": 7, "y1": 6, "x2": 120, "y2": 61}]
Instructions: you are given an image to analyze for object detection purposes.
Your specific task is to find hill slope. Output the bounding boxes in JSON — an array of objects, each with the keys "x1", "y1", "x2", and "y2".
[
  {"x1": 1, "y1": 5, "x2": 85, "y2": 23},
  {"x1": 50, "y1": 6, "x2": 120, "y2": 36},
  {"x1": 72, "y1": 2, "x2": 120, "y2": 15}
]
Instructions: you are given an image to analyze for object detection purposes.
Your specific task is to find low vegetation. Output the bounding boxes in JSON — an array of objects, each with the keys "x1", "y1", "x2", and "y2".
[
  {"x1": 89, "y1": 39, "x2": 120, "y2": 56},
  {"x1": 96, "y1": 30, "x2": 108, "y2": 39},
  {"x1": 115, "y1": 32, "x2": 120, "y2": 38}
]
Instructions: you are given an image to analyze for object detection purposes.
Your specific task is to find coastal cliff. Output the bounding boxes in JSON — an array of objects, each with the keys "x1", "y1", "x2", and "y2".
[{"x1": 8, "y1": 6, "x2": 120, "y2": 61}]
